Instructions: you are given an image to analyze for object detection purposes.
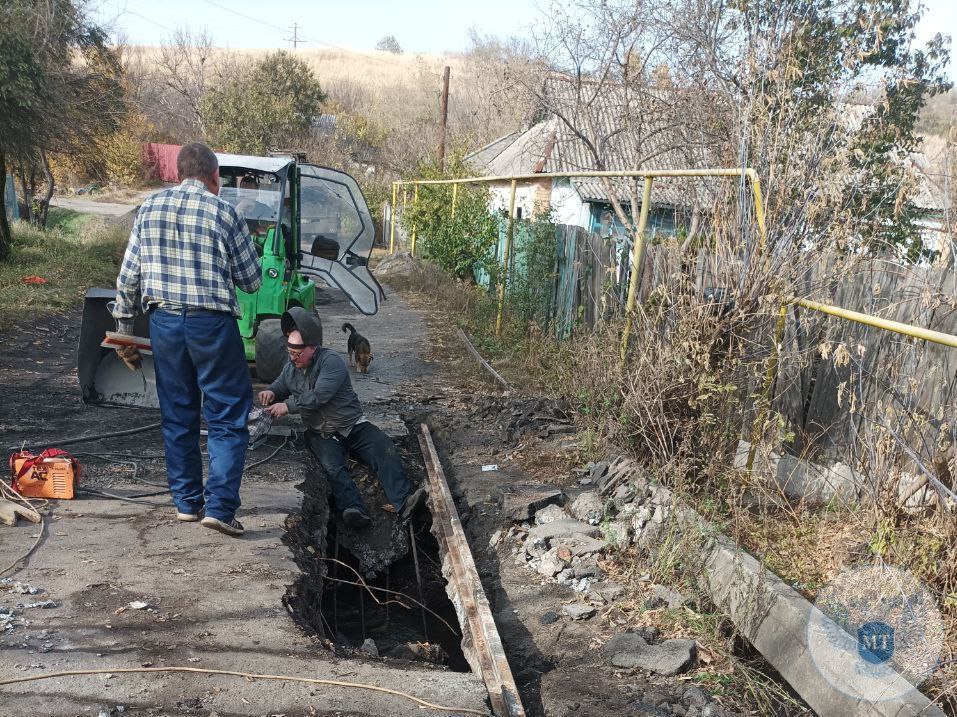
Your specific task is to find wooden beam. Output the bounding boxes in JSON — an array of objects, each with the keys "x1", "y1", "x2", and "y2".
[{"x1": 417, "y1": 424, "x2": 526, "y2": 717}]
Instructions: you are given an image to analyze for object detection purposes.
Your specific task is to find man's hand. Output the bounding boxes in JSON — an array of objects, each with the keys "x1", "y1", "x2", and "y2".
[
  {"x1": 115, "y1": 344, "x2": 142, "y2": 372},
  {"x1": 266, "y1": 402, "x2": 289, "y2": 418},
  {"x1": 258, "y1": 390, "x2": 276, "y2": 406}
]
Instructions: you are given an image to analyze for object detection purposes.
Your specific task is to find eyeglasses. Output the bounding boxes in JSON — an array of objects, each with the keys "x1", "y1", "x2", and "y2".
[{"x1": 287, "y1": 343, "x2": 309, "y2": 359}]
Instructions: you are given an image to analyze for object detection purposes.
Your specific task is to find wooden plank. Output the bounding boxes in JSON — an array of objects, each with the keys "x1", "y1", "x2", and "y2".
[{"x1": 418, "y1": 425, "x2": 526, "y2": 717}]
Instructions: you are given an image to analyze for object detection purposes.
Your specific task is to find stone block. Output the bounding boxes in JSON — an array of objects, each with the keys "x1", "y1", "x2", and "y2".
[
  {"x1": 534, "y1": 503, "x2": 568, "y2": 525},
  {"x1": 603, "y1": 633, "x2": 696, "y2": 676},
  {"x1": 588, "y1": 580, "x2": 626, "y2": 603},
  {"x1": 774, "y1": 455, "x2": 861, "y2": 504},
  {"x1": 602, "y1": 520, "x2": 632, "y2": 549},
  {"x1": 527, "y1": 518, "x2": 601, "y2": 542},
  {"x1": 562, "y1": 603, "x2": 596, "y2": 620},
  {"x1": 570, "y1": 491, "x2": 605, "y2": 525}
]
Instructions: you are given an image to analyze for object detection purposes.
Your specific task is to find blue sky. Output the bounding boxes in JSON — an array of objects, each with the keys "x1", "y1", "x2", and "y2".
[{"x1": 90, "y1": 0, "x2": 954, "y2": 78}]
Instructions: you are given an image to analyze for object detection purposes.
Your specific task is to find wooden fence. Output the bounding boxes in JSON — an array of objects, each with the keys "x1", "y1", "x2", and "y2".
[
  {"x1": 502, "y1": 224, "x2": 956, "y2": 464},
  {"x1": 390, "y1": 213, "x2": 955, "y2": 465}
]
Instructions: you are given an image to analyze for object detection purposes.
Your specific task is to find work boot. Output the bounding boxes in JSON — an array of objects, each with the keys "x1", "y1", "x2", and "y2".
[
  {"x1": 399, "y1": 487, "x2": 427, "y2": 523},
  {"x1": 200, "y1": 516, "x2": 245, "y2": 537},
  {"x1": 342, "y1": 507, "x2": 372, "y2": 530}
]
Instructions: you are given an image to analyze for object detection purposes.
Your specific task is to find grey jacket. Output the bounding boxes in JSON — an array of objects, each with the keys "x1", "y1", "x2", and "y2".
[{"x1": 268, "y1": 348, "x2": 364, "y2": 435}]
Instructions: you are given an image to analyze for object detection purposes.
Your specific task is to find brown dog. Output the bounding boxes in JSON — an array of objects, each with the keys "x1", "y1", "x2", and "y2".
[{"x1": 342, "y1": 322, "x2": 374, "y2": 373}]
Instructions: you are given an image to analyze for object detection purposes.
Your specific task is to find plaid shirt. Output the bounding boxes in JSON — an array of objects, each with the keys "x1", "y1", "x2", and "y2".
[{"x1": 113, "y1": 178, "x2": 262, "y2": 333}]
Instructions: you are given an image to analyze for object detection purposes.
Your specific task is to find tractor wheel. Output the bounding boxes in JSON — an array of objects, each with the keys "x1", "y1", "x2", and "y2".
[{"x1": 254, "y1": 319, "x2": 287, "y2": 383}]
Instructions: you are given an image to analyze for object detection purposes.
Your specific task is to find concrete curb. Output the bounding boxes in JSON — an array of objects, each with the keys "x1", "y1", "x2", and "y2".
[
  {"x1": 593, "y1": 456, "x2": 945, "y2": 717},
  {"x1": 688, "y1": 513, "x2": 944, "y2": 716}
]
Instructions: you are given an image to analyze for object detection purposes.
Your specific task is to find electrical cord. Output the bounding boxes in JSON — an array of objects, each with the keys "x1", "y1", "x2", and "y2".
[
  {"x1": 73, "y1": 453, "x2": 168, "y2": 488},
  {"x1": 7, "y1": 422, "x2": 162, "y2": 451},
  {"x1": 0, "y1": 666, "x2": 485, "y2": 715},
  {"x1": 244, "y1": 436, "x2": 290, "y2": 472},
  {"x1": 75, "y1": 488, "x2": 168, "y2": 504},
  {"x1": 0, "y1": 482, "x2": 45, "y2": 577}
]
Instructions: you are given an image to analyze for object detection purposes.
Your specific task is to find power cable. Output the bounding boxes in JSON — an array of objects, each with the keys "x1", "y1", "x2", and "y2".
[
  {"x1": 7, "y1": 422, "x2": 162, "y2": 451},
  {"x1": 197, "y1": 0, "x2": 288, "y2": 35},
  {"x1": 0, "y1": 666, "x2": 485, "y2": 715},
  {"x1": 193, "y1": 0, "x2": 419, "y2": 70},
  {"x1": 124, "y1": 9, "x2": 175, "y2": 34},
  {"x1": 244, "y1": 436, "x2": 290, "y2": 472},
  {"x1": 76, "y1": 488, "x2": 168, "y2": 504}
]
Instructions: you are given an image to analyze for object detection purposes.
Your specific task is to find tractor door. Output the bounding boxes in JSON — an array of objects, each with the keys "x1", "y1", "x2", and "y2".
[{"x1": 297, "y1": 165, "x2": 382, "y2": 315}]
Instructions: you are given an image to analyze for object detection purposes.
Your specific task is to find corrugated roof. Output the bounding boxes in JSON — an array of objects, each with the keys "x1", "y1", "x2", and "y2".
[
  {"x1": 465, "y1": 132, "x2": 523, "y2": 174},
  {"x1": 465, "y1": 78, "x2": 720, "y2": 208}
]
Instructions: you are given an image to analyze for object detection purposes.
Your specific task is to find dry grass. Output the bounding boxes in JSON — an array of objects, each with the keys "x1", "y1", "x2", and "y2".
[{"x1": 126, "y1": 44, "x2": 530, "y2": 167}]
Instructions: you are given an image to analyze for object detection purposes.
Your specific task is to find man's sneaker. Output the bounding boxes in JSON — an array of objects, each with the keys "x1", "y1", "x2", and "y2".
[
  {"x1": 399, "y1": 487, "x2": 427, "y2": 523},
  {"x1": 342, "y1": 507, "x2": 372, "y2": 530},
  {"x1": 200, "y1": 516, "x2": 245, "y2": 537},
  {"x1": 176, "y1": 511, "x2": 201, "y2": 522}
]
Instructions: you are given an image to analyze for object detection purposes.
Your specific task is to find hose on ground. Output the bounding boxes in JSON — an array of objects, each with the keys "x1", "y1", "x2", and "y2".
[{"x1": 0, "y1": 666, "x2": 486, "y2": 715}]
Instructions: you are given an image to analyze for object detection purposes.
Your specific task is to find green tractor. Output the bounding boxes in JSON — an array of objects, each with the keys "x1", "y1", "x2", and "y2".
[{"x1": 77, "y1": 153, "x2": 383, "y2": 407}]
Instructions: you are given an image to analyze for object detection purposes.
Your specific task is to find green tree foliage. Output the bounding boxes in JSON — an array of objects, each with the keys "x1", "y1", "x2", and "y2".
[
  {"x1": 0, "y1": 0, "x2": 123, "y2": 258},
  {"x1": 201, "y1": 51, "x2": 327, "y2": 154},
  {"x1": 400, "y1": 159, "x2": 498, "y2": 280}
]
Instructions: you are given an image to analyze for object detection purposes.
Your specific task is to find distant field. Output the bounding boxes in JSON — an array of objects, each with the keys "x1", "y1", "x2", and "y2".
[{"x1": 127, "y1": 45, "x2": 528, "y2": 160}]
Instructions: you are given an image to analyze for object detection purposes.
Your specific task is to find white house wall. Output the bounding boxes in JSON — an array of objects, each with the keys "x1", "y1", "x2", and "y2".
[
  {"x1": 489, "y1": 185, "x2": 537, "y2": 219},
  {"x1": 550, "y1": 183, "x2": 589, "y2": 228},
  {"x1": 486, "y1": 180, "x2": 589, "y2": 229}
]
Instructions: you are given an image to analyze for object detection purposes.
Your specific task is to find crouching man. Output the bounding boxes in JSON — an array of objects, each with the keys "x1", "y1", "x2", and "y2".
[{"x1": 258, "y1": 308, "x2": 425, "y2": 529}]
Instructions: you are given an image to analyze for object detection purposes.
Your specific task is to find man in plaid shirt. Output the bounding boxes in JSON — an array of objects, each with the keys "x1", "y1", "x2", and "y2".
[{"x1": 113, "y1": 143, "x2": 262, "y2": 537}]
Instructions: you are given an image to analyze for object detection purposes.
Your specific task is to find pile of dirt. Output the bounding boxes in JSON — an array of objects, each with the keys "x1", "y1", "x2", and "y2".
[{"x1": 373, "y1": 251, "x2": 417, "y2": 277}]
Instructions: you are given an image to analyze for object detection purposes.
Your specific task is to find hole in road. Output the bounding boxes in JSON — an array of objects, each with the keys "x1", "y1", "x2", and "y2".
[
  {"x1": 283, "y1": 434, "x2": 469, "y2": 672},
  {"x1": 321, "y1": 522, "x2": 469, "y2": 671}
]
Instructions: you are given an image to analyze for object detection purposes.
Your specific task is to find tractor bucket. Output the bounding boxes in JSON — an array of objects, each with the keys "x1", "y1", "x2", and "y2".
[{"x1": 77, "y1": 288, "x2": 159, "y2": 408}]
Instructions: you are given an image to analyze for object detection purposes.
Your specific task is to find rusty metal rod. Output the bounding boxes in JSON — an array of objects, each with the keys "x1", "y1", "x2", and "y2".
[{"x1": 408, "y1": 523, "x2": 430, "y2": 642}]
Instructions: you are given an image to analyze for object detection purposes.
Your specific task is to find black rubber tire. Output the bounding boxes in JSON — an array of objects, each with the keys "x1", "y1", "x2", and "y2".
[{"x1": 254, "y1": 318, "x2": 287, "y2": 383}]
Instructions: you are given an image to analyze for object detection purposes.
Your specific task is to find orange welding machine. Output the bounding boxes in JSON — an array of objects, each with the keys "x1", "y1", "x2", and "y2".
[{"x1": 8, "y1": 448, "x2": 79, "y2": 499}]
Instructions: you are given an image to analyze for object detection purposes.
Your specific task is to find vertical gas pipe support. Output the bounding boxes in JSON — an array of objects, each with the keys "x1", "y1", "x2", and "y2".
[
  {"x1": 410, "y1": 183, "x2": 420, "y2": 257},
  {"x1": 495, "y1": 179, "x2": 518, "y2": 337},
  {"x1": 389, "y1": 182, "x2": 398, "y2": 254},
  {"x1": 746, "y1": 303, "x2": 787, "y2": 471},
  {"x1": 619, "y1": 177, "x2": 654, "y2": 363},
  {"x1": 451, "y1": 182, "x2": 458, "y2": 220},
  {"x1": 746, "y1": 169, "x2": 769, "y2": 254}
]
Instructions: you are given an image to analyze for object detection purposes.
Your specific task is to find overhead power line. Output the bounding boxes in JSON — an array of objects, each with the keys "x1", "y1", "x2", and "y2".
[
  {"x1": 197, "y1": 0, "x2": 288, "y2": 34},
  {"x1": 122, "y1": 9, "x2": 175, "y2": 34}
]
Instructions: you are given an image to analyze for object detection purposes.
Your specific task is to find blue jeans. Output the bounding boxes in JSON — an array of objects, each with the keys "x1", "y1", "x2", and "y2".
[
  {"x1": 150, "y1": 308, "x2": 251, "y2": 522},
  {"x1": 306, "y1": 422, "x2": 412, "y2": 515}
]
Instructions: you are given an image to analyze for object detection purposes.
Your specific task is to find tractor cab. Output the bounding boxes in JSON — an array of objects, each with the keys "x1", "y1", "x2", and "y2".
[{"x1": 77, "y1": 153, "x2": 383, "y2": 407}]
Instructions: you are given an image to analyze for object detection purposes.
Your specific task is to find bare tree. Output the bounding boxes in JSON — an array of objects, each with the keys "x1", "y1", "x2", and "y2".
[{"x1": 510, "y1": 0, "x2": 726, "y2": 276}]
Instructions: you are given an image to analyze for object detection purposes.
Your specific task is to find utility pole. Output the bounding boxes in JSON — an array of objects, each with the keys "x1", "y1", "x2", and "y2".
[
  {"x1": 288, "y1": 23, "x2": 302, "y2": 49},
  {"x1": 437, "y1": 66, "x2": 450, "y2": 171}
]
